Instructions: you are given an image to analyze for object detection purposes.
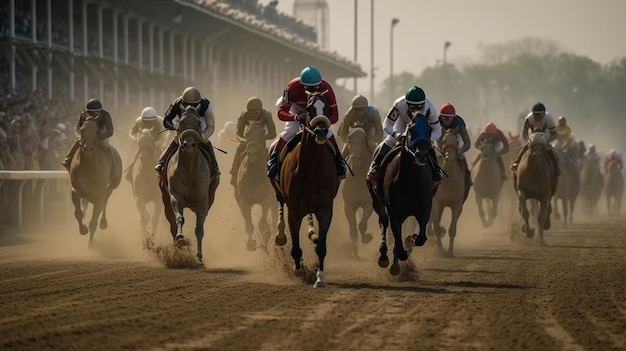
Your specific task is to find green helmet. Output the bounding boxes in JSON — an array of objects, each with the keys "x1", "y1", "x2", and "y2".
[
  {"x1": 182, "y1": 87, "x2": 201, "y2": 104},
  {"x1": 405, "y1": 86, "x2": 426, "y2": 105}
]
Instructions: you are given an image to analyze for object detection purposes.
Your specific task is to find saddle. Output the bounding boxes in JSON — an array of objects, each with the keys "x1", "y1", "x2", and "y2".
[{"x1": 278, "y1": 131, "x2": 336, "y2": 163}]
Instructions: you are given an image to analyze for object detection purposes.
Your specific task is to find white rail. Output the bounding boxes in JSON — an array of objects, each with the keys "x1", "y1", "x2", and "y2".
[{"x1": 0, "y1": 171, "x2": 70, "y2": 228}]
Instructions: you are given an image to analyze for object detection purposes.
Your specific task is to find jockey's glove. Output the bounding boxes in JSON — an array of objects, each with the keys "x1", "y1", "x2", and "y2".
[
  {"x1": 201, "y1": 131, "x2": 211, "y2": 143},
  {"x1": 295, "y1": 113, "x2": 307, "y2": 123},
  {"x1": 164, "y1": 120, "x2": 175, "y2": 130}
]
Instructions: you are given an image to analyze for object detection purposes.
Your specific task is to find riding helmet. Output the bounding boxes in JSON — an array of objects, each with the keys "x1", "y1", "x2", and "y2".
[
  {"x1": 532, "y1": 102, "x2": 546, "y2": 113},
  {"x1": 300, "y1": 66, "x2": 322, "y2": 86},
  {"x1": 182, "y1": 87, "x2": 201, "y2": 104},
  {"x1": 405, "y1": 86, "x2": 426, "y2": 105},
  {"x1": 351, "y1": 95, "x2": 368, "y2": 109},
  {"x1": 439, "y1": 102, "x2": 456, "y2": 117},
  {"x1": 141, "y1": 107, "x2": 158, "y2": 121},
  {"x1": 86, "y1": 99, "x2": 103, "y2": 111}
]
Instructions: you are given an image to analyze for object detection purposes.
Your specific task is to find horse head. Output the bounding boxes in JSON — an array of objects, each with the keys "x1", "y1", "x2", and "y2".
[
  {"x1": 528, "y1": 130, "x2": 548, "y2": 162},
  {"x1": 304, "y1": 90, "x2": 331, "y2": 145},
  {"x1": 346, "y1": 126, "x2": 368, "y2": 167},
  {"x1": 137, "y1": 129, "x2": 157, "y2": 161},
  {"x1": 439, "y1": 129, "x2": 461, "y2": 163},
  {"x1": 407, "y1": 115, "x2": 431, "y2": 165},
  {"x1": 79, "y1": 120, "x2": 100, "y2": 157},
  {"x1": 177, "y1": 105, "x2": 202, "y2": 153}
]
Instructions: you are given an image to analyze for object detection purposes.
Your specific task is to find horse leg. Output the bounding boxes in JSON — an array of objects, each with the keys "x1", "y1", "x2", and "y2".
[
  {"x1": 307, "y1": 214, "x2": 317, "y2": 243},
  {"x1": 313, "y1": 209, "x2": 331, "y2": 288},
  {"x1": 71, "y1": 190, "x2": 88, "y2": 235},
  {"x1": 431, "y1": 204, "x2": 444, "y2": 249},
  {"x1": 538, "y1": 199, "x2": 549, "y2": 246},
  {"x1": 343, "y1": 202, "x2": 359, "y2": 257},
  {"x1": 448, "y1": 205, "x2": 462, "y2": 257},
  {"x1": 359, "y1": 205, "x2": 374, "y2": 244},
  {"x1": 476, "y1": 195, "x2": 487, "y2": 228},
  {"x1": 239, "y1": 200, "x2": 256, "y2": 251},
  {"x1": 170, "y1": 195, "x2": 187, "y2": 246},
  {"x1": 491, "y1": 195, "x2": 501, "y2": 226},
  {"x1": 137, "y1": 198, "x2": 149, "y2": 232},
  {"x1": 562, "y1": 198, "x2": 569, "y2": 228},
  {"x1": 519, "y1": 195, "x2": 534, "y2": 238},
  {"x1": 151, "y1": 199, "x2": 163, "y2": 233},
  {"x1": 88, "y1": 202, "x2": 104, "y2": 248},
  {"x1": 275, "y1": 201, "x2": 287, "y2": 246},
  {"x1": 194, "y1": 211, "x2": 207, "y2": 263},
  {"x1": 288, "y1": 210, "x2": 304, "y2": 277},
  {"x1": 389, "y1": 217, "x2": 407, "y2": 275}
]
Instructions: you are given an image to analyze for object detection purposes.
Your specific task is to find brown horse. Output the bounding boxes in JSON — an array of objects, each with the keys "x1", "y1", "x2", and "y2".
[
  {"x1": 552, "y1": 148, "x2": 579, "y2": 227},
  {"x1": 341, "y1": 126, "x2": 374, "y2": 258},
  {"x1": 579, "y1": 157, "x2": 603, "y2": 216},
  {"x1": 368, "y1": 116, "x2": 434, "y2": 275},
  {"x1": 128, "y1": 130, "x2": 163, "y2": 233},
  {"x1": 235, "y1": 122, "x2": 276, "y2": 251},
  {"x1": 472, "y1": 141, "x2": 504, "y2": 228},
  {"x1": 513, "y1": 131, "x2": 557, "y2": 245},
  {"x1": 270, "y1": 91, "x2": 339, "y2": 288},
  {"x1": 430, "y1": 131, "x2": 465, "y2": 256},
  {"x1": 159, "y1": 106, "x2": 219, "y2": 263},
  {"x1": 605, "y1": 160, "x2": 624, "y2": 216},
  {"x1": 69, "y1": 120, "x2": 122, "y2": 247}
]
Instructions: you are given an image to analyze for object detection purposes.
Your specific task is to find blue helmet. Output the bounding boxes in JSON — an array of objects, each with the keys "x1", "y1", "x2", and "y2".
[
  {"x1": 300, "y1": 66, "x2": 322, "y2": 86},
  {"x1": 405, "y1": 86, "x2": 426, "y2": 105}
]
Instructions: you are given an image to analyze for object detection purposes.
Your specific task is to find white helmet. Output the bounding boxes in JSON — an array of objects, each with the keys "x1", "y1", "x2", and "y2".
[
  {"x1": 610, "y1": 149, "x2": 618, "y2": 157},
  {"x1": 141, "y1": 107, "x2": 157, "y2": 121},
  {"x1": 55, "y1": 123, "x2": 66, "y2": 131}
]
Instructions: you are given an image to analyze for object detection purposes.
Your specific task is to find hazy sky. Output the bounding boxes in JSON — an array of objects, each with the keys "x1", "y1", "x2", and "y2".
[{"x1": 259, "y1": 0, "x2": 626, "y2": 92}]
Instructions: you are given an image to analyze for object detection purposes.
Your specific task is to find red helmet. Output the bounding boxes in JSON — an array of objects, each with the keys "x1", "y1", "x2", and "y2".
[
  {"x1": 558, "y1": 115, "x2": 567, "y2": 124},
  {"x1": 439, "y1": 102, "x2": 456, "y2": 117},
  {"x1": 483, "y1": 122, "x2": 498, "y2": 134}
]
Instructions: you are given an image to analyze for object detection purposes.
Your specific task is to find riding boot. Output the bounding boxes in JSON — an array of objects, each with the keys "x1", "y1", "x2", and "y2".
[
  {"x1": 230, "y1": 143, "x2": 246, "y2": 186},
  {"x1": 366, "y1": 143, "x2": 392, "y2": 188},
  {"x1": 462, "y1": 157, "x2": 473, "y2": 186},
  {"x1": 341, "y1": 143, "x2": 350, "y2": 159},
  {"x1": 202, "y1": 141, "x2": 220, "y2": 175},
  {"x1": 496, "y1": 155, "x2": 507, "y2": 180},
  {"x1": 510, "y1": 144, "x2": 528, "y2": 171},
  {"x1": 125, "y1": 150, "x2": 140, "y2": 183},
  {"x1": 267, "y1": 137, "x2": 286, "y2": 179},
  {"x1": 471, "y1": 153, "x2": 482, "y2": 169},
  {"x1": 329, "y1": 135, "x2": 347, "y2": 180},
  {"x1": 155, "y1": 139, "x2": 178, "y2": 174},
  {"x1": 62, "y1": 139, "x2": 80, "y2": 171},
  {"x1": 548, "y1": 148, "x2": 561, "y2": 176}
]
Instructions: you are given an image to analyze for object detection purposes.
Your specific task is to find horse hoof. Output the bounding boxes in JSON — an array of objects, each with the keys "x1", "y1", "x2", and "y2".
[
  {"x1": 543, "y1": 220, "x2": 551, "y2": 230},
  {"x1": 246, "y1": 239, "x2": 257, "y2": 251},
  {"x1": 413, "y1": 233, "x2": 428, "y2": 247},
  {"x1": 275, "y1": 233, "x2": 287, "y2": 246},
  {"x1": 361, "y1": 232, "x2": 373, "y2": 244},
  {"x1": 99, "y1": 218, "x2": 108, "y2": 230},
  {"x1": 294, "y1": 267, "x2": 304, "y2": 277},
  {"x1": 521, "y1": 224, "x2": 527, "y2": 233},
  {"x1": 79, "y1": 225, "x2": 88, "y2": 235},
  {"x1": 390, "y1": 262, "x2": 401, "y2": 276},
  {"x1": 313, "y1": 280, "x2": 326, "y2": 288},
  {"x1": 396, "y1": 248, "x2": 408, "y2": 261},
  {"x1": 175, "y1": 235, "x2": 188, "y2": 248},
  {"x1": 526, "y1": 229, "x2": 535, "y2": 238},
  {"x1": 378, "y1": 256, "x2": 389, "y2": 268}
]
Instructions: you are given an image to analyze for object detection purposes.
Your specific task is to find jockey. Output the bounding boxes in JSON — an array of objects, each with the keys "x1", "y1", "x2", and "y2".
[
  {"x1": 62, "y1": 99, "x2": 114, "y2": 171},
  {"x1": 437, "y1": 102, "x2": 472, "y2": 187},
  {"x1": 510, "y1": 102, "x2": 560, "y2": 175},
  {"x1": 472, "y1": 122, "x2": 510, "y2": 181},
  {"x1": 155, "y1": 86, "x2": 219, "y2": 175},
  {"x1": 366, "y1": 85, "x2": 444, "y2": 189},
  {"x1": 337, "y1": 94, "x2": 383, "y2": 157},
  {"x1": 267, "y1": 66, "x2": 347, "y2": 180},
  {"x1": 585, "y1": 144, "x2": 602, "y2": 168},
  {"x1": 554, "y1": 115, "x2": 574, "y2": 150},
  {"x1": 125, "y1": 107, "x2": 165, "y2": 177},
  {"x1": 230, "y1": 97, "x2": 277, "y2": 186},
  {"x1": 604, "y1": 149, "x2": 623, "y2": 172}
]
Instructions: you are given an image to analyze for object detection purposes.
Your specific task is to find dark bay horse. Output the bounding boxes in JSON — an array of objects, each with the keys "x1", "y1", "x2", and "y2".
[
  {"x1": 513, "y1": 131, "x2": 557, "y2": 245},
  {"x1": 69, "y1": 120, "x2": 122, "y2": 247},
  {"x1": 579, "y1": 156, "x2": 603, "y2": 216},
  {"x1": 605, "y1": 160, "x2": 624, "y2": 216},
  {"x1": 270, "y1": 90, "x2": 339, "y2": 288},
  {"x1": 367, "y1": 116, "x2": 433, "y2": 275},
  {"x1": 235, "y1": 122, "x2": 276, "y2": 251},
  {"x1": 341, "y1": 126, "x2": 374, "y2": 258},
  {"x1": 472, "y1": 142, "x2": 504, "y2": 227},
  {"x1": 552, "y1": 148, "x2": 579, "y2": 227},
  {"x1": 128, "y1": 130, "x2": 163, "y2": 233},
  {"x1": 430, "y1": 131, "x2": 466, "y2": 256},
  {"x1": 159, "y1": 106, "x2": 219, "y2": 263}
]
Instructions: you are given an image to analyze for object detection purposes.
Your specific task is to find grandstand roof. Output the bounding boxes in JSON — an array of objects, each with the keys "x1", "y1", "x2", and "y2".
[{"x1": 107, "y1": 0, "x2": 365, "y2": 80}]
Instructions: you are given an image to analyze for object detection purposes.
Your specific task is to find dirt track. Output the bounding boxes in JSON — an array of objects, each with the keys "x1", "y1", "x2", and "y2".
[{"x1": 1, "y1": 176, "x2": 625, "y2": 351}]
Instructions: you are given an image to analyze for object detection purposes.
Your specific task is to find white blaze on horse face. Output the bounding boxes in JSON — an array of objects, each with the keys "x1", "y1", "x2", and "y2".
[{"x1": 312, "y1": 99, "x2": 326, "y2": 118}]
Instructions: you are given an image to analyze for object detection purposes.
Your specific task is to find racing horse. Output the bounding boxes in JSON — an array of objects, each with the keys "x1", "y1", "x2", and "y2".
[
  {"x1": 430, "y1": 130, "x2": 465, "y2": 256},
  {"x1": 69, "y1": 120, "x2": 122, "y2": 247},
  {"x1": 270, "y1": 90, "x2": 340, "y2": 288},
  {"x1": 341, "y1": 126, "x2": 374, "y2": 258},
  {"x1": 128, "y1": 130, "x2": 163, "y2": 233},
  {"x1": 367, "y1": 116, "x2": 434, "y2": 275},
  {"x1": 159, "y1": 105, "x2": 219, "y2": 263},
  {"x1": 605, "y1": 158, "x2": 624, "y2": 216},
  {"x1": 512, "y1": 131, "x2": 558, "y2": 245},
  {"x1": 235, "y1": 121, "x2": 276, "y2": 251},
  {"x1": 472, "y1": 141, "x2": 504, "y2": 228},
  {"x1": 552, "y1": 148, "x2": 579, "y2": 227},
  {"x1": 579, "y1": 155, "x2": 603, "y2": 217}
]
